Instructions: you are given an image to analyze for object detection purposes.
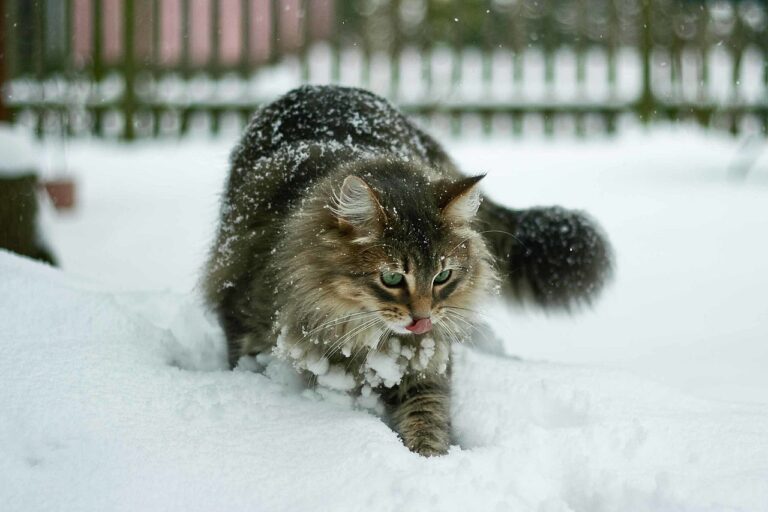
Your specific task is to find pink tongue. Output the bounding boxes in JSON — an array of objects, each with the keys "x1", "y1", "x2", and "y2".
[{"x1": 405, "y1": 318, "x2": 432, "y2": 335}]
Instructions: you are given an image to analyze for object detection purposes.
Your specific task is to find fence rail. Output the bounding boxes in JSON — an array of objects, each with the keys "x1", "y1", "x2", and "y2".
[{"x1": 1, "y1": 0, "x2": 767, "y2": 139}]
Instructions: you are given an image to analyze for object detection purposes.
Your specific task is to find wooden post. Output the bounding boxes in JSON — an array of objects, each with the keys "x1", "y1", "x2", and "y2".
[
  {"x1": 92, "y1": 0, "x2": 105, "y2": 135},
  {"x1": 0, "y1": 0, "x2": 11, "y2": 122},
  {"x1": 123, "y1": 0, "x2": 136, "y2": 140},
  {"x1": 637, "y1": 0, "x2": 655, "y2": 125}
]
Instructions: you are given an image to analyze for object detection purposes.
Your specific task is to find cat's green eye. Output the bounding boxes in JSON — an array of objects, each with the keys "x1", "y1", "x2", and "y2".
[
  {"x1": 434, "y1": 270, "x2": 452, "y2": 285},
  {"x1": 381, "y1": 272, "x2": 404, "y2": 287}
]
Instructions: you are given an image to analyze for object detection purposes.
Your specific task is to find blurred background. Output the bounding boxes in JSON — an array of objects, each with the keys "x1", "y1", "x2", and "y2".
[
  {"x1": 0, "y1": 1, "x2": 766, "y2": 404},
  {"x1": 1, "y1": 0, "x2": 766, "y2": 139}
]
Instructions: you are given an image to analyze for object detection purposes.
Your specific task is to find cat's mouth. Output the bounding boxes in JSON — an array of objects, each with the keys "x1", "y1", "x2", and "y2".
[
  {"x1": 406, "y1": 318, "x2": 432, "y2": 335},
  {"x1": 388, "y1": 318, "x2": 433, "y2": 335}
]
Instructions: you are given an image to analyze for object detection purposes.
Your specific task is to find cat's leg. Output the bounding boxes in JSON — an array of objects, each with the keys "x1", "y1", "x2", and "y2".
[
  {"x1": 382, "y1": 372, "x2": 451, "y2": 457},
  {"x1": 219, "y1": 308, "x2": 274, "y2": 369}
]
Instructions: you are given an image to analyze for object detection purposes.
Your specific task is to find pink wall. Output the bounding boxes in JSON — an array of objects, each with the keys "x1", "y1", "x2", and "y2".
[{"x1": 70, "y1": 0, "x2": 334, "y2": 70}]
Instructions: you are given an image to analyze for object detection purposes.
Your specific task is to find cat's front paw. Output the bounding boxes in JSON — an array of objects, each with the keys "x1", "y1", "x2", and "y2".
[{"x1": 402, "y1": 429, "x2": 450, "y2": 457}]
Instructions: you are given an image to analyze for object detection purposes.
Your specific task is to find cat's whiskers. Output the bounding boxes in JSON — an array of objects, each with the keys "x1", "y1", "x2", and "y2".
[
  {"x1": 440, "y1": 311, "x2": 479, "y2": 348},
  {"x1": 477, "y1": 229, "x2": 529, "y2": 250},
  {"x1": 374, "y1": 327, "x2": 393, "y2": 352},
  {"x1": 322, "y1": 317, "x2": 383, "y2": 361},
  {"x1": 437, "y1": 321, "x2": 463, "y2": 348},
  {"x1": 344, "y1": 321, "x2": 387, "y2": 373},
  {"x1": 285, "y1": 310, "x2": 383, "y2": 356},
  {"x1": 442, "y1": 309, "x2": 476, "y2": 330},
  {"x1": 443, "y1": 309, "x2": 482, "y2": 338},
  {"x1": 443, "y1": 305, "x2": 490, "y2": 321},
  {"x1": 445, "y1": 233, "x2": 481, "y2": 259},
  {"x1": 301, "y1": 310, "x2": 383, "y2": 340}
]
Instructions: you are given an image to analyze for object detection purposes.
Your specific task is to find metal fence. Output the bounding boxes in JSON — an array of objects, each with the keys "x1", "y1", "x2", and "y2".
[{"x1": 1, "y1": 0, "x2": 767, "y2": 139}]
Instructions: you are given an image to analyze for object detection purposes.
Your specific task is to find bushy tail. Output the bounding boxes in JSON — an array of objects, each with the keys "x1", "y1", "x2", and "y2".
[{"x1": 477, "y1": 199, "x2": 614, "y2": 310}]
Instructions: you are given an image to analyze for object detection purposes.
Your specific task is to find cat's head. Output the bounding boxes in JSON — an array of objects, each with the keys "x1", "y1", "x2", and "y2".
[{"x1": 282, "y1": 160, "x2": 496, "y2": 341}]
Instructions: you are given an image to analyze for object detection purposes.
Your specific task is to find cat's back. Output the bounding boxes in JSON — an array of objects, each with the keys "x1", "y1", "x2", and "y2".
[{"x1": 230, "y1": 85, "x2": 450, "y2": 178}]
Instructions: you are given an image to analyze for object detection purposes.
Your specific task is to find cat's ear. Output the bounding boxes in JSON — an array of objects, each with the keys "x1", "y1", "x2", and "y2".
[
  {"x1": 331, "y1": 175, "x2": 387, "y2": 233},
  {"x1": 439, "y1": 175, "x2": 485, "y2": 223}
]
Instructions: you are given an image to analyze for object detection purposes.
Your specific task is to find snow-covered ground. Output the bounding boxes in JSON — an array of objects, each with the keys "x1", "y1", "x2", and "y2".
[{"x1": 2, "y1": 126, "x2": 768, "y2": 510}]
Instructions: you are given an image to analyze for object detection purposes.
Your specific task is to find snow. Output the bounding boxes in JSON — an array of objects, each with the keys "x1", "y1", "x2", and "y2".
[
  {"x1": 2, "y1": 125, "x2": 768, "y2": 510},
  {"x1": 0, "y1": 123, "x2": 41, "y2": 175}
]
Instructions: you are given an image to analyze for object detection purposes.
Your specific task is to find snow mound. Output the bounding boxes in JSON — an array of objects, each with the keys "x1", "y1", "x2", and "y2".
[
  {"x1": 0, "y1": 124, "x2": 40, "y2": 175},
  {"x1": 1, "y1": 250, "x2": 767, "y2": 511}
]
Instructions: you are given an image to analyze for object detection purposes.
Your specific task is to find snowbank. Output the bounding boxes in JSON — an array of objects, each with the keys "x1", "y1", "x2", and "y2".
[
  {"x1": 0, "y1": 124, "x2": 41, "y2": 175},
  {"x1": 2, "y1": 250, "x2": 767, "y2": 511}
]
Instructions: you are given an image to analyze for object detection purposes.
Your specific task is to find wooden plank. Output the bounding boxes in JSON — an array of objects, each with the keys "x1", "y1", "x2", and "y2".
[
  {"x1": 360, "y1": 1, "x2": 371, "y2": 87},
  {"x1": 606, "y1": 0, "x2": 619, "y2": 89},
  {"x1": 122, "y1": 0, "x2": 136, "y2": 140},
  {"x1": 330, "y1": 0, "x2": 342, "y2": 83},
  {"x1": 179, "y1": 0, "x2": 191, "y2": 134},
  {"x1": 33, "y1": 0, "x2": 45, "y2": 135},
  {"x1": 92, "y1": 0, "x2": 104, "y2": 79},
  {"x1": 481, "y1": 0, "x2": 494, "y2": 100},
  {"x1": 240, "y1": 0, "x2": 252, "y2": 78},
  {"x1": 210, "y1": 0, "x2": 221, "y2": 135},
  {"x1": 450, "y1": 0, "x2": 463, "y2": 96},
  {"x1": 269, "y1": 0, "x2": 279, "y2": 63},
  {"x1": 695, "y1": 2, "x2": 709, "y2": 106},
  {"x1": 0, "y1": 0, "x2": 10, "y2": 121},
  {"x1": 299, "y1": 0, "x2": 310, "y2": 82},
  {"x1": 637, "y1": 0, "x2": 654, "y2": 124},
  {"x1": 419, "y1": 0, "x2": 432, "y2": 96},
  {"x1": 210, "y1": 0, "x2": 221, "y2": 78},
  {"x1": 575, "y1": 0, "x2": 587, "y2": 89},
  {"x1": 389, "y1": 0, "x2": 401, "y2": 100},
  {"x1": 64, "y1": 0, "x2": 74, "y2": 135},
  {"x1": 180, "y1": 0, "x2": 191, "y2": 76},
  {"x1": 152, "y1": 0, "x2": 161, "y2": 136}
]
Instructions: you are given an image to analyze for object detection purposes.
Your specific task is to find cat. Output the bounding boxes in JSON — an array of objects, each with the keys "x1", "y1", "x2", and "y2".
[{"x1": 203, "y1": 85, "x2": 613, "y2": 456}]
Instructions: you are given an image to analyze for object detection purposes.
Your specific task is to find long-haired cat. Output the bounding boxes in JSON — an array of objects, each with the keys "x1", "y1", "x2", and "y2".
[{"x1": 203, "y1": 85, "x2": 612, "y2": 456}]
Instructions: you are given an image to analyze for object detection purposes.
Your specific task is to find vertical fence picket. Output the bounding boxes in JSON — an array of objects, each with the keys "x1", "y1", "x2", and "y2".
[
  {"x1": 180, "y1": 0, "x2": 191, "y2": 134},
  {"x1": 268, "y1": 0, "x2": 279, "y2": 63},
  {"x1": 695, "y1": 2, "x2": 709, "y2": 111},
  {"x1": 210, "y1": 0, "x2": 221, "y2": 134},
  {"x1": 450, "y1": 0, "x2": 463, "y2": 136},
  {"x1": 360, "y1": 2, "x2": 371, "y2": 88},
  {"x1": 151, "y1": 0, "x2": 161, "y2": 136},
  {"x1": 64, "y1": 0, "x2": 74, "y2": 136},
  {"x1": 669, "y1": 3, "x2": 683, "y2": 115},
  {"x1": 330, "y1": 0, "x2": 343, "y2": 84},
  {"x1": 388, "y1": 0, "x2": 401, "y2": 101},
  {"x1": 91, "y1": 0, "x2": 104, "y2": 135},
  {"x1": 122, "y1": 0, "x2": 136, "y2": 140},
  {"x1": 763, "y1": 7, "x2": 768, "y2": 134},
  {"x1": 604, "y1": 0, "x2": 619, "y2": 133},
  {"x1": 32, "y1": 0, "x2": 45, "y2": 135},
  {"x1": 638, "y1": 0, "x2": 654, "y2": 124},
  {"x1": 575, "y1": 0, "x2": 588, "y2": 137},
  {"x1": 481, "y1": 1, "x2": 494, "y2": 136},
  {"x1": 0, "y1": 0, "x2": 11, "y2": 122},
  {"x1": 239, "y1": 0, "x2": 252, "y2": 129},
  {"x1": 541, "y1": 0, "x2": 556, "y2": 137},
  {"x1": 729, "y1": 7, "x2": 745, "y2": 134},
  {"x1": 240, "y1": 0, "x2": 251, "y2": 77},
  {"x1": 299, "y1": 0, "x2": 310, "y2": 83},
  {"x1": 420, "y1": 0, "x2": 432, "y2": 100}
]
